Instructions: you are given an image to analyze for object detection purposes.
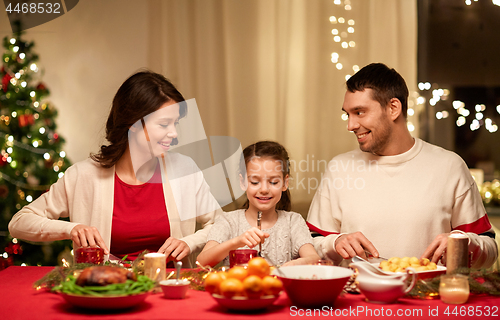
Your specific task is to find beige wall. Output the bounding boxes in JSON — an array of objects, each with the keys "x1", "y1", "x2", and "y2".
[{"x1": 1, "y1": 0, "x2": 417, "y2": 213}]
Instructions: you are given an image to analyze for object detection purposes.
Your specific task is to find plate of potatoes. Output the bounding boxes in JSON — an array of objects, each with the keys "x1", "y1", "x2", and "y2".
[{"x1": 374, "y1": 257, "x2": 446, "y2": 280}]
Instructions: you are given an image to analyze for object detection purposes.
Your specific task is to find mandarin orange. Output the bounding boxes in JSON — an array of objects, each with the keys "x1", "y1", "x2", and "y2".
[
  {"x1": 261, "y1": 275, "x2": 283, "y2": 296},
  {"x1": 226, "y1": 266, "x2": 248, "y2": 281},
  {"x1": 204, "y1": 272, "x2": 225, "y2": 294},
  {"x1": 247, "y1": 257, "x2": 270, "y2": 278},
  {"x1": 242, "y1": 275, "x2": 263, "y2": 299},
  {"x1": 219, "y1": 278, "x2": 244, "y2": 298}
]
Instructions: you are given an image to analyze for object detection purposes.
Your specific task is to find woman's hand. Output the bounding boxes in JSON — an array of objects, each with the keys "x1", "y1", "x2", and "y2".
[
  {"x1": 70, "y1": 224, "x2": 109, "y2": 254},
  {"x1": 158, "y1": 237, "x2": 191, "y2": 261},
  {"x1": 235, "y1": 227, "x2": 270, "y2": 249}
]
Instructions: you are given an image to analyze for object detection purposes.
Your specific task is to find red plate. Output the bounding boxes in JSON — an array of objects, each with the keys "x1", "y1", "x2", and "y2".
[
  {"x1": 211, "y1": 294, "x2": 279, "y2": 311},
  {"x1": 58, "y1": 292, "x2": 150, "y2": 310}
]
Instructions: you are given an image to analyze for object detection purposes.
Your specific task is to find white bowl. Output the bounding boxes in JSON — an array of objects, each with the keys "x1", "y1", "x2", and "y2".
[
  {"x1": 159, "y1": 279, "x2": 190, "y2": 299},
  {"x1": 273, "y1": 265, "x2": 353, "y2": 308}
]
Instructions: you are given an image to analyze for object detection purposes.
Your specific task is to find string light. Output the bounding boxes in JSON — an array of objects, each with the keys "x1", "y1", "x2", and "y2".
[
  {"x1": 467, "y1": 0, "x2": 499, "y2": 5},
  {"x1": 424, "y1": 82, "x2": 497, "y2": 131},
  {"x1": 457, "y1": 116, "x2": 466, "y2": 127},
  {"x1": 470, "y1": 119, "x2": 480, "y2": 131},
  {"x1": 330, "y1": 0, "x2": 357, "y2": 79}
]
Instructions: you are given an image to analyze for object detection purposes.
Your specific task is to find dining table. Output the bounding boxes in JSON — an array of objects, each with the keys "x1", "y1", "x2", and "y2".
[{"x1": 2, "y1": 266, "x2": 499, "y2": 320}]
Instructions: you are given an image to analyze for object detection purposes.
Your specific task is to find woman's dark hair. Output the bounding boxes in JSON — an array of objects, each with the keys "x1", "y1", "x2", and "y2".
[
  {"x1": 346, "y1": 63, "x2": 409, "y2": 118},
  {"x1": 240, "y1": 141, "x2": 291, "y2": 211},
  {"x1": 91, "y1": 71, "x2": 186, "y2": 168}
]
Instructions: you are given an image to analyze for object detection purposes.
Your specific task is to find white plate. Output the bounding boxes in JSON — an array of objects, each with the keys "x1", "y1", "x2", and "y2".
[{"x1": 372, "y1": 263, "x2": 446, "y2": 279}]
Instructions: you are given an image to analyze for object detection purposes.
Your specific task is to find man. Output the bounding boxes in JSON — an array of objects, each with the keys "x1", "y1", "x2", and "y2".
[{"x1": 307, "y1": 63, "x2": 498, "y2": 268}]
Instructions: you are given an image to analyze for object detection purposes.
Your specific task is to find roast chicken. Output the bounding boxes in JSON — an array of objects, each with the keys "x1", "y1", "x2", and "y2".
[{"x1": 76, "y1": 266, "x2": 136, "y2": 286}]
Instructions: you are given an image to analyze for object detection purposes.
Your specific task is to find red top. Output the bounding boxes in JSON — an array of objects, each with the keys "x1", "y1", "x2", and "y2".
[{"x1": 110, "y1": 164, "x2": 170, "y2": 260}]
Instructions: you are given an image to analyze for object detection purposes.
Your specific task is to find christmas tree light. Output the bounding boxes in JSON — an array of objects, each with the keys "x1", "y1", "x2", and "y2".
[{"x1": 0, "y1": 22, "x2": 72, "y2": 269}]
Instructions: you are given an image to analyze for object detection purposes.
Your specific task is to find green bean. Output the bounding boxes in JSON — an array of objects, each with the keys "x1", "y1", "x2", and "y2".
[{"x1": 52, "y1": 271, "x2": 155, "y2": 296}]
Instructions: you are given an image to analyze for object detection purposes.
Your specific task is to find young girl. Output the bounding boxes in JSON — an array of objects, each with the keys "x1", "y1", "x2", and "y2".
[{"x1": 197, "y1": 141, "x2": 320, "y2": 267}]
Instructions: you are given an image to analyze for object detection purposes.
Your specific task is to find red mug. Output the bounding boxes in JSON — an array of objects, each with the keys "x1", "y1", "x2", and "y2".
[
  {"x1": 75, "y1": 247, "x2": 104, "y2": 264},
  {"x1": 229, "y1": 249, "x2": 258, "y2": 268}
]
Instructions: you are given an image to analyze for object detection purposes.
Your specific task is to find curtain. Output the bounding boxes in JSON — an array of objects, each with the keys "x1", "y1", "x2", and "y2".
[{"x1": 147, "y1": 0, "x2": 417, "y2": 210}]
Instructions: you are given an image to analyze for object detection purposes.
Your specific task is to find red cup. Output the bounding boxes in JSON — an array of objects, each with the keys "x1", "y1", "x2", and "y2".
[
  {"x1": 75, "y1": 247, "x2": 104, "y2": 264},
  {"x1": 229, "y1": 249, "x2": 258, "y2": 268}
]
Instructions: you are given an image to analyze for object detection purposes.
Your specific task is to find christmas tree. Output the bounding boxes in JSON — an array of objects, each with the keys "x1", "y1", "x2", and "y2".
[{"x1": 0, "y1": 22, "x2": 72, "y2": 269}]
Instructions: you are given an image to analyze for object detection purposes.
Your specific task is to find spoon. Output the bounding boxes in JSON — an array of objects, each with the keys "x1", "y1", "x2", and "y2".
[
  {"x1": 351, "y1": 256, "x2": 401, "y2": 277},
  {"x1": 175, "y1": 261, "x2": 182, "y2": 284},
  {"x1": 257, "y1": 211, "x2": 263, "y2": 257}
]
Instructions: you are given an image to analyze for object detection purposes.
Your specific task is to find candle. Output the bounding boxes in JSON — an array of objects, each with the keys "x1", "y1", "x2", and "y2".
[
  {"x1": 229, "y1": 249, "x2": 258, "y2": 268},
  {"x1": 74, "y1": 247, "x2": 104, "y2": 264},
  {"x1": 144, "y1": 253, "x2": 166, "y2": 282},
  {"x1": 446, "y1": 233, "x2": 468, "y2": 274},
  {"x1": 439, "y1": 274, "x2": 469, "y2": 304}
]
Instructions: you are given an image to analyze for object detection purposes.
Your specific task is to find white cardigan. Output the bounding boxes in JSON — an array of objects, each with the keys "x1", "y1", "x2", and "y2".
[{"x1": 8, "y1": 153, "x2": 221, "y2": 267}]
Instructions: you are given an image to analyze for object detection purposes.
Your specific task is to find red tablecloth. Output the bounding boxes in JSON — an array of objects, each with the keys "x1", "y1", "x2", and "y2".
[{"x1": 1, "y1": 266, "x2": 499, "y2": 320}]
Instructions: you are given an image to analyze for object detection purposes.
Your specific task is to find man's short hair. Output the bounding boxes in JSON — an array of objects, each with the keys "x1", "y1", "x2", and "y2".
[{"x1": 346, "y1": 63, "x2": 409, "y2": 118}]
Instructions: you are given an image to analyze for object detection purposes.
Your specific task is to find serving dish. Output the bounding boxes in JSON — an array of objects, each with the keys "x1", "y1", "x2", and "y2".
[
  {"x1": 211, "y1": 294, "x2": 279, "y2": 311},
  {"x1": 58, "y1": 291, "x2": 150, "y2": 310},
  {"x1": 160, "y1": 279, "x2": 190, "y2": 299},
  {"x1": 274, "y1": 265, "x2": 353, "y2": 308},
  {"x1": 371, "y1": 263, "x2": 446, "y2": 280}
]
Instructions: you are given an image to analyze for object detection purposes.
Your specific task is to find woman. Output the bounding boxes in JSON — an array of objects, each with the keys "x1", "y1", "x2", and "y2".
[{"x1": 8, "y1": 71, "x2": 220, "y2": 266}]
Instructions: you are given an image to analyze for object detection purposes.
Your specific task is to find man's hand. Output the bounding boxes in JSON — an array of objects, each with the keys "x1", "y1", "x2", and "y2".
[
  {"x1": 159, "y1": 237, "x2": 191, "y2": 261},
  {"x1": 421, "y1": 233, "x2": 450, "y2": 264},
  {"x1": 334, "y1": 232, "x2": 379, "y2": 260},
  {"x1": 70, "y1": 224, "x2": 109, "y2": 254}
]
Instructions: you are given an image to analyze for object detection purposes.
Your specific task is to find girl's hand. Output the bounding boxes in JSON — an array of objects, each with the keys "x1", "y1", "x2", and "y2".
[
  {"x1": 236, "y1": 227, "x2": 270, "y2": 248},
  {"x1": 281, "y1": 259, "x2": 299, "y2": 267},
  {"x1": 70, "y1": 224, "x2": 109, "y2": 254},
  {"x1": 158, "y1": 237, "x2": 191, "y2": 261}
]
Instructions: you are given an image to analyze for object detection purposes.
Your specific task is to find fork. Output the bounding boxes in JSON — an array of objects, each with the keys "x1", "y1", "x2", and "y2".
[{"x1": 257, "y1": 211, "x2": 263, "y2": 257}]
